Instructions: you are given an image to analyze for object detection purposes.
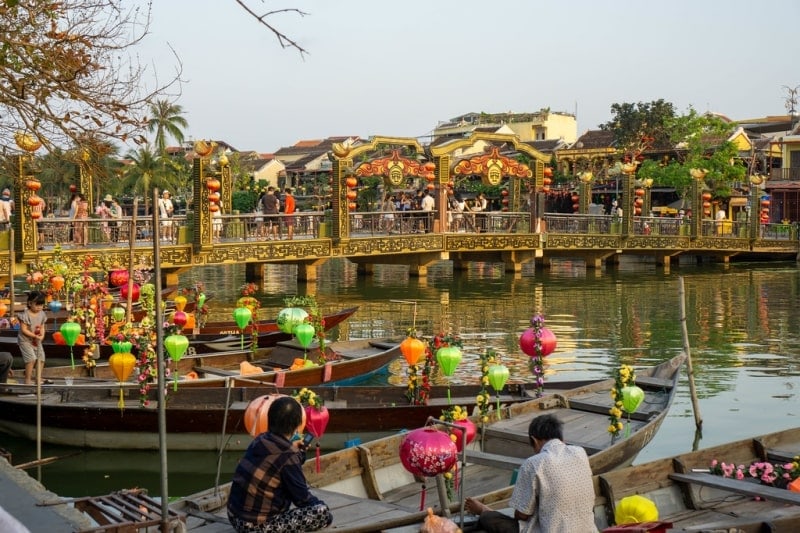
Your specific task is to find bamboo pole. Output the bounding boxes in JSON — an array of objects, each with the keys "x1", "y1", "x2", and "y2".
[{"x1": 678, "y1": 276, "x2": 702, "y2": 432}]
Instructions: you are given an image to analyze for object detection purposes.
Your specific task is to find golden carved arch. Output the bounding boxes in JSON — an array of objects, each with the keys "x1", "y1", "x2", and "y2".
[
  {"x1": 355, "y1": 149, "x2": 429, "y2": 186},
  {"x1": 452, "y1": 146, "x2": 532, "y2": 186}
]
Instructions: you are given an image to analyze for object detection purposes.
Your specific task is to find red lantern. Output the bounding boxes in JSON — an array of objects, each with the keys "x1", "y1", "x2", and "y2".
[
  {"x1": 120, "y1": 283, "x2": 140, "y2": 302},
  {"x1": 346, "y1": 190, "x2": 357, "y2": 201},
  {"x1": 345, "y1": 177, "x2": 358, "y2": 189},
  {"x1": 573, "y1": 203, "x2": 580, "y2": 212},
  {"x1": 501, "y1": 207, "x2": 509, "y2": 212},
  {"x1": 173, "y1": 310, "x2": 188, "y2": 327},
  {"x1": 502, "y1": 198, "x2": 509, "y2": 206},
  {"x1": 544, "y1": 167, "x2": 553, "y2": 177},
  {"x1": 109, "y1": 269, "x2": 129, "y2": 287},
  {"x1": 348, "y1": 202, "x2": 356, "y2": 211},
  {"x1": 702, "y1": 192, "x2": 712, "y2": 201},
  {"x1": 501, "y1": 189, "x2": 509, "y2": 197},
  {"x1": 519, "y1": 327, "x2": 557, "y2": 357},
  {"x1": 206, "y1": 178, "x2": 221, "y2": 192},
  {"x1": 304, "y1": 405, "x2": 330, "y2": 438},
  {"x1": 400, "y1": 336, "x2": 426, "y2": 365},
  {"x1": 634, "y1": 198, "x2": 643, "y2": 207},
  {"x1": 25, "y1": 179, "x2": 41, "y2": 191},
  {"x1": 426, "y1": 183, "x2": 435, "y2": 191},
  {"x1": 451, "y1": 418, "x2": 477, "y2": 452},
  {"x1": 423, "y1": 162, "x2": 436, "y2": 172},
  {"x1": 208, "y1": 191, "x2": 221, "y2": 203},
  {"x1": 760, "y1": 200, "x2": 771, "y2": 208},
  {"x1": 209, "y1": 202, "x2": 220, "y2": 212},
  {"x1": 69, "y1": 184, "x2": 77, "y2": 193},
  {"x1": 634, "y1": 207, "x2": 642, "y2": 215},
  {"x1": 399, "y1": 427, "x2": 458, "y2": 477}
]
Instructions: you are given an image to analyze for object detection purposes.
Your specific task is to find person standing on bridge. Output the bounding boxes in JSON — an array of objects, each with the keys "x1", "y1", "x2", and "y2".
[
  {"x1": 262, "y1": 187, "x2": 280, "y2": 240},
  {"x1": 283, "y1": 188, "x2": 296, "y2": 240}
]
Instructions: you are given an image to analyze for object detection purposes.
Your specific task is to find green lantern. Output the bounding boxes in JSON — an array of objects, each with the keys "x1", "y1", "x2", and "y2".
[
  {"x1": 164, "y1": 334, "x2": 190, "y2": 390},
  {"x1": 233, "y1": 306, "x2": 253, "y2": 349},
  {"x1": 436, "y1": 346, "x2": 462, "y2": 404},
  {"x1": 621, "y1": 385, "x2": 644, "y2": 414},
  {"x1": 488, "y1": 364, "x2": 510, "y2": 415},
  {"x1": 111, "y1": 306, "x2": 126, "y2": 323},
  {"x1": 59, "y1": 321, "x2": 81, "y2": 369},
  {"x1": 276, "y1": 307, "x2": 308, "y2": 334},
  {"x1": 293, "y1": 322, "x2": 315, "y2": 359}
]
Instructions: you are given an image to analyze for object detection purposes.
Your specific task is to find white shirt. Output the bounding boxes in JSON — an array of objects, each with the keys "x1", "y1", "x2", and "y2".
[
  {"x1": 159, "y1": 197, "x2": 174, "y2": 218},
  {"x1": 421, "y1": 195, "x2": 435, "y2": 212},
  {"x1": 509, "y1": 439, "x2": 597, "y2": 533}
]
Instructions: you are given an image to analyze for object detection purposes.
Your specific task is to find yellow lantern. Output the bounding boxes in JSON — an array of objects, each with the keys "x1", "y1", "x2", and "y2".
[
  {"x1": 109, "y1": 352, "x2": 136, "y2": 409},
  {"x1": 174, "y1": 295, "x2": 187, "y2": 312}
]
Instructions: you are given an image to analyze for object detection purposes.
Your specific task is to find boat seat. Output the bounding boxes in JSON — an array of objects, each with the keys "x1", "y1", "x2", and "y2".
[
  {"x1": 766, "y1": 449, "x2": 797, "y2": 463},
  {"x1": 71, "y1": 488, "x2": 185, "y2": 532},
  {"x1": 634, "y1": 376, "x2": 674, "y2": 389},
  {"x1": 192, "y1": 366, "x2": 238, "y2": 377},
  {"x1": 566, "y1": 398, "x2": 655, "y2": 423},
  {"x1": 668, "y1": 472, "x2": 800, "y2": 506},
  {"x1": 464, "y1": 450, "x2": 525, "y2": 471}
]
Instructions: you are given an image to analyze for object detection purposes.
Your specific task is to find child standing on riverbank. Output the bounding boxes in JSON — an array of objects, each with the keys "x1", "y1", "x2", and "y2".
[{"x1": 19, "y1": 291, "x2": 47, "y2": 385}]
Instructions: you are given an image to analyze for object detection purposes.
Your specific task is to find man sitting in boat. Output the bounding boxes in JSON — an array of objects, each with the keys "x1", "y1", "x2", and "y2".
[
  {"x1": 227, "y1": 396, "x2": 333, "y2": 533},
  {"x1": 465, "y1": 414, "x2": 596, "y2": 533}
]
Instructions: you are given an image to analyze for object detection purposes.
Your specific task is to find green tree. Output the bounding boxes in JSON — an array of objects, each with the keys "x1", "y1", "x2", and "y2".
[
  {"x1": 147, "y1": 99, "x2": 188, "y2": 156},
  {"x1": 600, "y1": 99, "x2": 676, "y2": 159}
]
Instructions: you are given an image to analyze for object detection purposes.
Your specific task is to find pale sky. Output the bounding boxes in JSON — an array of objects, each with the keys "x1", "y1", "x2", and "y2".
[{"x1": 138, "y1": 0, "x2": 800, "y2": 153}]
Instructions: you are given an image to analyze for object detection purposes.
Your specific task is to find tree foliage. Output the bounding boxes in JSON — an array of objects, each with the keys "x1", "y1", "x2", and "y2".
[{"x1": 600, "y1": 99, "x2": 676, "y2": 159}]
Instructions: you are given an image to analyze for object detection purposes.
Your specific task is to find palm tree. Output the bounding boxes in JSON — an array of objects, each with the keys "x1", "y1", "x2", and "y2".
[
  {"x1": 122, "y1": 145, "x2": 159, "y2": 213},
  {"x1": 147, "y1": 99, "x2": 188, "y2": 156}
]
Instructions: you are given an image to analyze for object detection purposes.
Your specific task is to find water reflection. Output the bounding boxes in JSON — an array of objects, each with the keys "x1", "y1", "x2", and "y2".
[{"x1": 3, "y1": 258, "x2": 799, "y2": 497}]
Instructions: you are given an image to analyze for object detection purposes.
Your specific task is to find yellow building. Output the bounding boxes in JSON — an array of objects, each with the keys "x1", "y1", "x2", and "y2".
[{"x1": 433, "y1": 109, "x2": 577, "y2": 144}]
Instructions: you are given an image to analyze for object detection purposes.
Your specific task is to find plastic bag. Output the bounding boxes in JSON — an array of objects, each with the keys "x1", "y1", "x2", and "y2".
[{"x1": 420, "y1": 507, "x2": 462, "y2": 533}]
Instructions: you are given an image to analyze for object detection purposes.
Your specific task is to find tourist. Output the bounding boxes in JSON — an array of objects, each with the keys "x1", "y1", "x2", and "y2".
[
  {"x1": 421, "y1": 189, "x2": 435, "y2": 233},
  {"x1": 110, "y1": 198, "x2": 124, "y2": 242},
  {"x1": 283, "y1": 188, "x2": 296, "y2": 240},
  {"x1": 381, "y1": 194, "x2": 396, "y2": 233},
  {"x1": 464, "y1": 414, "x2": 596, "y2": 533},
  {"x1": 262, "y1": 186, "x2": 280, "y2": 240},
  {"x1": 73, "y1": 194, "x2": 89, "y2": 246},
  {"x1": 253, "y1": 190, "x2": 266, "y2": 238},
  {"x1": 0, "y1": 189, "x2": 12, "y2": 230},
  {"x1": 19, "y1": 291, "x2": 47, "y2": 385},
  {"x1": 97, "y1": 194, "x2": 114, "y2": 241},
  {"x1": 227, "y1": 396, "x2": 333, "y2": 533},
  {"x1": 158, "y1": 190, "x2": 175, "y2": 242},
  {"x1": 0, "y1": 352, "x2": 13, "y2": 384},
  {"x1": 212, "y1": 203, "x2": 223, "y2": 241}
]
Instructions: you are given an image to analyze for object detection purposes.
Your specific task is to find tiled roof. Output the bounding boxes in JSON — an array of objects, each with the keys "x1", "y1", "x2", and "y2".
[{"x1": 569, "y1": 130, "x2": 616, "y2": 150}]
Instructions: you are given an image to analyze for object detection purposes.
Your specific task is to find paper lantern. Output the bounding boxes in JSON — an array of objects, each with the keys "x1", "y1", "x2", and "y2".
[
  {"x1": 172, "y1": 310, "x2": 187, "y2": 327},
  {"x1": 165, "y1": 334, "x2": 190, "y2": 390},
  {"x1": 436, "y1": 346, "x2": 462, "y2": 377},
  {"x1": 346, "y1": 190, "x2": 357, "y2": 201},
  {"x1": 197, "y1": 292, "x2": 206, "y2": 309},
  {"x1": 109, "y1": 269, "x2": 129, "y2": 287},
  {"x1": 399, "y1": 427, "x2": 458, "y2": 477},
  {"x1": 120, "y1": 283, "x2": 140, "y2": 302},
  {"x1": 209, "y1": 202, "x2": 220, "y2": 212},
  {"x1": 400, "y1": 336, "x2": 426, "y2": 366},
  {"x1": 276, "y1": 307, "x2": 309, "y2": 334},
  {"x1": 173, "y1": 295, "x2": 187, "y2": 312},
  {"x1": 208, "y1": 191, "x2": 221, "y2": 203},
  {"x1": 452, "y1": 418, "x2": 477, "y2": 452},
  {"x1": 48, "y1": 300, "x2": 62, "y2": 313},
  {"x1": 109, "y1": 352, "x2": 136, "y2": 409},
  {"x1": 182, "y1": 313, "x2": 196, "y2": 330},
  {"x1": 519, "y1": 327, "x2": 557, "y2": 357},
  {"x1": 49, "y1": 275, "x2": 65, "y2": 292},
  {"x1": 543, "y1": 167, "x2": 553, "y2": 177},
  {"x1": 702, "y1": 192, "x2": 712, "y2": 201},
  {"x1": 621, "y1": 385, "x2": 645, "y2": 414},
  {"x1": 634, "y1": 188, "x2": 645, "y2": 197},
  {"x1": 614, "y1": 495, "x2": 658, "y2": 525},
  {"x1": 60, "y1": 322, "x2": 81, "y2": 369},
  {"x1": 233, "y1": 306, "x2": 253, "y2": 349},
  {"x1": 69, "y1": 184, "x2": 77, "y2": 193},
  {"x1": 30, "y1": 211, "x2": 41, "y2": 220},
  {"x1": 423, "y1": 162, "x2": 436, "y2": 172},
  {"x1": 206, "y1": 178, "x2": 221, "y2": 191},
  {"x1": 0, "y1": 302, "x2": 6, "y2": 317},
  {"x1": 25, "y1": 179, "x2": 42, "y2": 191},
  {"x1": 111, "y1": 306, "x2": 125, "y2": 323},
  {"x1": 293, "y1": 323, "x2": 315, "y2": 350},
  {"x1": 345, "y1": 177, "x2": 358, "y2": 189},
  {"x1": 102, "y1": 294, "x2": 114, "y2": 311},
  {"x1": 348, "y1": 202, "x2": 357, "y2": 210},
  {"x1": 243, "y1": 394, "x2": 305, "y2": 437}
]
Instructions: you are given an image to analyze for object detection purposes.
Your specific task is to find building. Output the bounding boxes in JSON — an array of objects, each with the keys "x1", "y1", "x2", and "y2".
[{"x1": 433, "y1": 109, "x2": 577, "y2": 144}]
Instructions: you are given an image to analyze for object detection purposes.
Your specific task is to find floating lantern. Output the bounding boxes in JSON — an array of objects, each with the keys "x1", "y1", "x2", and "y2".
[
  {"x1": 109, "y1": 269, "x2": 129, "y2": 287},
  {"x1": 519, "y1": 327, "x2": 557, "y2": 357},
  {"x1": 164, "y1": 334, "x2": 190, "y2": 390},
  {"x1": 276, "y1": 307, "x2": 309, "y2": 334},
  {"x1": 233, "y1": 306, "x2": 253, "y2": 349},
  {"x1": 173, "y1": 295, "x2": 187, "y2": 312},
  {"x1": 399, "y1": 426, "x2": 458, "y2": 478},
  {"x1": 60, "y1": 321, "x2": 81, "y2": 369},
  {"x1": 400, "y1": 336, "x2": 426, "y2": 366},
  {"x1": 120, "y1": 283, "x2": 140, "y2": 302},
  {"x1": 109, "y1": 352, "x2": 136, "y2": 409}
]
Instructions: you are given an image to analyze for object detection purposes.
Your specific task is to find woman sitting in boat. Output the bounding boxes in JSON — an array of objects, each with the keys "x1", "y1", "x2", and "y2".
[{"x1": 227, "y1": 396, "x2": 333, "y2": 533}]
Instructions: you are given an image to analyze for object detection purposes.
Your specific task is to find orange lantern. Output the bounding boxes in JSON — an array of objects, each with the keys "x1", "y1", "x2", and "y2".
[
  {"x1": 702, "y1": 192, "x2": 712, "y2": 201},
  {"x1": 423, "y1": 161, "x2": 436, "y2": 172},
  {"x1": 102, "y1": 293, "x2": 114, "y2": 311},
  {"x1": 30, "y1": 211, "x2": 41, "y2": 220},
  {"x1": 634, "y1": 198, "x2": 643, "y2": 207},
  {"x1": 50, "y1": 275, "x2": 65, "y2": 292},
  {"x1": 208, "y1": 191, "x2": 220, "y2": 203},
  {"x1": 209, "y1": 203, "x2": 220, "y2": 212},
  {"x1": 543, "y1": 167, "x2": 553, "y2": 177},
  {"x1": 760, "y1": 199, "x2": 771, "y2": 208},
  {"x1": 400, "y1": 336, "x2": 426, "y2": 366},
  {"x1": 25, "y1": 179, "x2": 41, "y2": 191},
  {"x1": 425, "y1": 172, "x2": 435, "y2": 182},
  {"x1": 346, "y1": 190, "x2": 357, "y2": 201},
  {"x1": 244, "y1": 394, "x2": 306, "y2": 437},
  {"x1": 634, "y1": 188, "x2": 645, "y2": 197},
  {"x1": 702, "y1": 201, "x2": 712, "y2": 209},
  {"x1": 348, "y1": 202, "x2": 356, "y2": 211},
  {"x1": 426, "y1": 183, "x2": 435, "y2": 191},
  {"x1": 28, "y1": 194, "x2": 41, "y2": 206},
  {"x1": 0, "y1": 302, "x2": 7, "y2": 317},
  {"x1": 634, "y1": 207, "x2": 642, "y2": 215},
  {"x1": 543, "y1": 177, "x2": 552, "y2": 186},
  {"x1": 345, "y1": 177, "x2": 358, "y2": 189},
  {"x1": 181, "y1": 313, "x2": 196, "y2": 331},
  {"x1": 206, "y1": 178, "x2": 221, "y2": 192}
]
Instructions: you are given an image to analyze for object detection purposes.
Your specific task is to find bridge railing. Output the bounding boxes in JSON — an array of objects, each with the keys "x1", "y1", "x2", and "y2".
[{"x1": 219, "y1": 211, "x2": 325, "y2": 241}]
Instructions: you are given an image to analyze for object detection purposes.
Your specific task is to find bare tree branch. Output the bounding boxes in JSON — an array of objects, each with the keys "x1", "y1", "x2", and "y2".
[{"x1": 234, "y1": 0, "x2": 309, "y2": 56}]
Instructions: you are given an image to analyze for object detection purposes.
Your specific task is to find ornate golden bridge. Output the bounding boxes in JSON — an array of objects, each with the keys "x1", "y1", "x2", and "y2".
[{"x1": 4, "y1": 134, "x2": 798, "y2": 285}]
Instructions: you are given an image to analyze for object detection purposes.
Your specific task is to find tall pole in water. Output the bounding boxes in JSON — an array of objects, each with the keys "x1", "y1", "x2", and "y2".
[{"x1": 153, "y1": 188, "x2": 170, "y2": 531}]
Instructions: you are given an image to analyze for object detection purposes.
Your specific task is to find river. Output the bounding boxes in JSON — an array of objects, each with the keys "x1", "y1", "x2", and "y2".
[{"x1": 2, "y1": 258, "x2": 799, "y2": 498}]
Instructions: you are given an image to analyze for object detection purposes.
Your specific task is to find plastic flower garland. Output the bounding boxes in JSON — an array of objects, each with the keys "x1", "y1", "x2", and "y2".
[
  {"x1": 292, "y1": 387, "x2": 324, "y2": 409},
  {"x1": 528, "y1": 314, "x2": 546, "y2": 397},
  {"x1": 477, "y1": 348, "x2": 499, "y2": 423},
  {"x1": 608, "y1": 364, "x2": 635, "y2": 437},
  {"x1": 709, "y1": 457, "x2": 800, "y2": 486}
]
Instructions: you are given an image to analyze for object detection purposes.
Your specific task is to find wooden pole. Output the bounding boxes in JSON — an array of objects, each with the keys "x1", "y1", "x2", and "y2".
[
  {"x1": 678, "y1": 276, "x2": 702, "y2": 432},
  {"x1": 125, "y1": 199, "x2": 138, "y2": 323}
]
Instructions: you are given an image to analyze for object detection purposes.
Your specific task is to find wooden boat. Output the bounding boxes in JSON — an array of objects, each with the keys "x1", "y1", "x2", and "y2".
[
  {"x1": 1, "y1": 306, "x2": 358, "y2": 364},
  {"x1": 0, "y1": 380, "x2": 531, "y2": 451},
  {"x1": 167, "y1": 354, "x2": 684, "y2": 532}
]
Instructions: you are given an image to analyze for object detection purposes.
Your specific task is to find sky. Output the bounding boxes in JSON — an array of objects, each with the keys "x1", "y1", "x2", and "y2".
[{"x1": 136, "y1": 0, "x2": 800, "y2": 154}]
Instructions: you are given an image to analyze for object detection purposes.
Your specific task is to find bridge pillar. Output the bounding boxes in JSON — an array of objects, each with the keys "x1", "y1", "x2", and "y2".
[
  {"x1": 161, "y1": 269, "x2": 181, "y2": 288},
  {"x1": 297, "y1": 259, "x2": 327, "y2": 282},
  {"x1": 245, "y1": 263, "x2": 264, "y2": 283},
  {"x1": 356, "y1": 263, "x2": 374, "y2": 276},
  {"x1": 500, "y1": 250, "x2": 537, "y2": 273},
  {"x1": 409, "y1": 264, "x2": 428, "y2": 277},
  {"x1": 655, "y1": 255, "x2": 671, "y2": 267}
]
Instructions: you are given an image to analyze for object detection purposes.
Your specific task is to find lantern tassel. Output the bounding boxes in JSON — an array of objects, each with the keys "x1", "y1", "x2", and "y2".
[
  {"x1": 118, "y1": 387, "x2": 125, "y2": 410},
  {"x1": 315, "y1": 443, "x2": 321, "y2": 473},
  {"x1": 496, "y1": 393, "x2": 501, "y2": 418},
  {"x1": 625, "y1": 414, "x2": 631, "y2": 438},
  {"x1": 419, "y1": 482, "x2": 426, "y2": 512},
  {"x1": 70, "y1": 347, "x2": 75, "y2": 370},
  {"x1": 173, "y1": 374, "x2": 178, "y2": 392},
  {"x1": 454, "y1": 462, "x2": 459, "y2": 492}
]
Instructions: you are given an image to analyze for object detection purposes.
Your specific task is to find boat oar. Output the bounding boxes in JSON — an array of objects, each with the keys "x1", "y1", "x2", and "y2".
[{"x1": 15, "y1": 451, "x2": 83, "y2": 470}]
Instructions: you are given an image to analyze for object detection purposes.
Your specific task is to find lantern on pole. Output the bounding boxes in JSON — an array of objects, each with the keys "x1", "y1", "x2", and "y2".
[
  {"x1": 399, "y1": 426, "x2": 458, "y2": 511},
  {"x1": 233, "y1": 306, "x2": 253, "y2": 349},
  {"x1": 276, "y1": 307, "x2": 309, "y2": 334},
  {"x1": 109, "y1": 352, "x2": 136, "y2": 409},
  {"x1": 488, "y1": 364, "x2": 510, "y2": 414},
  {"x1": 621, "y1": 385, "x2": 645, "y2": 438},
  {"x1": 164, "y1": 334, "x2": 190, "y2": 390},
  {"x1": 59, "y1": 321, "x2": 81, "y2": 369},
  {"x1": 304, "y1": 405, "x2": 330, "y2": 473},
  {"x1": 173, "y1": 295, "x2": 187, "y2": 312},
  {"x1": 400, "y1": 336, "x2": 426, "y2": 366},
  {"x1": 48, "y1": 300, "x2": 62, "y2": 327},
  {"x1": 436, "y1": 345, "x2": 462, "y2": 403},
  {"x1": 293, "y1": 322, "x2": 315, "y2": 360},
  {"x1": 172, "y1": 310, "x2": 188, "y2": 328}
]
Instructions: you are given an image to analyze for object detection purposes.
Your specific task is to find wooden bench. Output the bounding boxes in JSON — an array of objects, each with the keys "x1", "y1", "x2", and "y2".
[
  {"x1": 464, "y1": 450, "x2": 525, "y2": 471},
  {"x1": 192, "y1": 366, "x2": 238, "y2": 377},
  {"x1": 668, "y1": 472, "x2": 800, "y2": 506},
  {"x1": 634, "y1": 376, "x2": 674, "y2": 389},
  {"x1": 566, "y1": 399, "x2": 655, "y2": 423}
]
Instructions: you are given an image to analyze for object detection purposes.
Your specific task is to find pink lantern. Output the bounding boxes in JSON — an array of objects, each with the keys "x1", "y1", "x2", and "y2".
[
  {"x1": 172, "y1": 310, "x2": 188, "y2": 327},
  {"x1": 451, "y1": 418, "x2": 477, "y2": 452},
  {"x1": 399, "y1": 427, "x2": 458, "y2": 478},
  {"x1": 120, "y1": 283, "x2": 140, "y2": 302},
  {"x1": 519, "y1": 327, "x2": 557, "y2": 357},
  {"x1": 304, "y1": 405, "x2": 330, "y2": 438}
]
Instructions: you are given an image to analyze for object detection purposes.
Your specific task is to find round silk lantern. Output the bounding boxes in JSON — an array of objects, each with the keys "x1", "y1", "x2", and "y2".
[
  {"x1": 165, "y1": 334, "x2": 190, "y2": 390},
  {"x1": 488, "y1": 364, "x2": 510, "y2": 414},
  {"x1": 60, "y1": 321, "x2": 81, "y2": 369},
  {"x1": 519, "y1": 327, "x2": 557, "y2": 357},
  {"x1": 399, "y1": 426, "x2": 458, "y2": 477},
  {"x1": 50, "y1": 275, "x2": 65, "y2": 292},
  {"x1": 305, "y1": 404, "x2": 330, "y2": 473},
  {"x1": 48, "y1": 300, "x2": 62, "y2": 313},
  {"x1": 120, "y1": 283, "x2": 140, "y2": 302},
  {"x1": 436, "y1": 346, "x2": 462, "y2": 376},
  {"x1": 109, "y1": 352, "x2": 136, "y2": 409},
  {"x1": 173, "y1": 295, "x2": 187, "y2": 312},
  {"x1": 111, "y1": 306, "x2": 126, "y2": 323},
  {"x1": 621, "y1": 385, "x2": 645, "y2": 414},
  {"x1": 197, "y1": 292, "x2": 206, "y2": 310},
  {"x1": 276, "y1": 307, "x2": 308, "y2": 334},
  {"x1": 452, "y1": 418, "x2": 477, "y2": 452},
  {"x1": 172, "y1": 310, "x2": 187, "y2": 327},
  {"x1": 400, "y1": 336, "x2": 426, "y2": 366},
  {"x1": 614, "y1": 495, "x2": 658, "y2": 525},
  {"x1": 233, "y1": 306, "x2": 253, "y2": 349},
  {"x1": 109, "y1": 269, "x2": 129, "y2": 287},
  {"x1": 244, "y1": 394, "x2": 306, "y2": 437},
  {"x1": 293, "y1": 322, "x2": 315, "y2": 352}
]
